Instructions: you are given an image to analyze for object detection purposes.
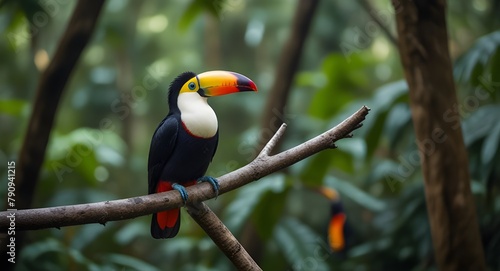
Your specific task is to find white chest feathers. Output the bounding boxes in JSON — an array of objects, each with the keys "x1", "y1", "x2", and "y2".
[{"x1": 177, "y1": 92, "x2": 218, "y2": 138}]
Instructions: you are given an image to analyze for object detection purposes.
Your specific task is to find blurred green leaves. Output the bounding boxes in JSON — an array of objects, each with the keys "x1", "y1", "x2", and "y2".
[
  {"x1": 274, "y1": 218, "x2": 330, "y2": 271},
  {"x1": 361, "y1": 80, "x2": 409, "y2": 157},
  {"x1": 45, "y1": 127, "x2": 126, "y2": 184},
  {"x1": 454, "y1": 30, "x2": 500, "y2": 90},
  {"x1": 324, "y1": 176, "x2": 386, "y2": 212},
  {"x1": 223, "y1": 174, "x2": 287, "y2": 237},
  {"x1": 19, "y1": 238, "x2": 100, "y2": 271},
  {"x1": 102, "y1": 254, "x2": 160, "y2": 271},
  {"x1": 0, "y1": 98, "x2": 28, "y2": 116},
  {"x1": 462, "y1": 104, "x2": 500, "y2": 182},
  {"x1": 291, "y1": 27, "x2": 500, "y2": 271},
  {"x1": 178, "y1": 0, "x2": 228, "y2": 31},
  {"x1": 300, "y1": 53, "x2": 376, "y2": 120}
]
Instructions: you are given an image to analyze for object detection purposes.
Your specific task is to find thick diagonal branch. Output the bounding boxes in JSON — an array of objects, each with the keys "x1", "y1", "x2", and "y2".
[
  {"x1": 183, "y1": 125, "x2": 289, "y2": 271},
  {"x1": 356, "y1": 0, "x2": 397, "y2": 46},
  {"x1": 16, "y1": 0, "x2": 106, "y2": 211},
  {"x1": 0, "y1": 106, "x2": 369, "y2": 231},
  {"x1": 186, "y1": 202, "x2": 262, "y2": 271},
  {"x1": 258, "y1": 0, "x2": 320, "y2": 151}
]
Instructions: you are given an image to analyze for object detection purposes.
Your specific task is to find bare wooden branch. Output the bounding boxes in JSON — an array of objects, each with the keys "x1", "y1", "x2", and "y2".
[
  {"x1": 186, "y1": 202, "x2": 262, "y2": 271},
  {"x1": 186, "y1": 121, "x2": 283, "y2": 271},
  {"x1": 0, "y1": 106, "x2": 370, "y2": 231},
  {"x1": 238, "y1": 0, "x2": 320, "y2": 260},
  {"x1": 258, "y1": 123, "x2": 287, "y2": 157},
  {"x1": 357, "y1": 0, "x2": 398, "y2": 46}
]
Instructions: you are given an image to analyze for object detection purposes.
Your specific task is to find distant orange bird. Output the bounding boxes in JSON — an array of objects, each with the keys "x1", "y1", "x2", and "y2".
[{"x1": 318, "y1": 187, "x2": 350, "y2": 253}]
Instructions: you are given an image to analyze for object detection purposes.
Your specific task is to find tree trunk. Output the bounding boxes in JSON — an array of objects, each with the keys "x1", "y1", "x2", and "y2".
[
  {"x1": 392, "y1": 1, "x2": 487, "y2": 270},
  {"x1": 3, "y1": 1, "x2": 105, "y2": 269}
]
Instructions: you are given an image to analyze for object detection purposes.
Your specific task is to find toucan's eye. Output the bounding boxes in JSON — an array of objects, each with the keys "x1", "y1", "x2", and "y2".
[{"x1": 188, "y1": 82, "x2": 196, "y2": 90}]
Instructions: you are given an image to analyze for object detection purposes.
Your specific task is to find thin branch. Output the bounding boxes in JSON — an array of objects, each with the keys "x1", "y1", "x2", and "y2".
[
  {"x1": 258, "y1": 123, "x2": 287, "y2": 157},
  {"x1": 0, "y1": 106, "x2": 370, "y2": 231},
  {"x1": 258, "y1": 0, "x2": 320, "y2": 152},
  {"x1": 186, "y1": 202, "x2": 262, "y2": 271},
  {"x1": 357, "y1": 0, "x2": 398, "y2": 46}
]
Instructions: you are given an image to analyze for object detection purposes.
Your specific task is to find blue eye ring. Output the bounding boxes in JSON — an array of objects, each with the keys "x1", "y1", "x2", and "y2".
[{"x1": 188, "y1": 82, "x2": 196, "y2": 90}]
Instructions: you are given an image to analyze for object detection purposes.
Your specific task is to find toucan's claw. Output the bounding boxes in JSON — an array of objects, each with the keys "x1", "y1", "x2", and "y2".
[
  {"x1": 172, "y1": 183, "x2": 189, "y2": 204},
  {"x1": 198, "y1": 176, "x2": 220, "y2": 199}
]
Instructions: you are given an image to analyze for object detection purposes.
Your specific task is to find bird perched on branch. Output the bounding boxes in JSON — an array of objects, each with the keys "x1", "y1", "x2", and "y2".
[
  {"x1": 148, "y1": 70, "x2": 257, "y2": 239},
  {"x1": 318, "y1": 187, "x2": 351, "y2": 253}
]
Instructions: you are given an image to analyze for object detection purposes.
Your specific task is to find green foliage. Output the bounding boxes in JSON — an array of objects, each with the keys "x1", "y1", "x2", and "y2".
[
  {"x1": 223, "y1": 174, "x2": 287, "y2": 235},
  {"x1": 293, "y1": 28, "x2": 500, "y2": 270},
  {"x1": 18, "y1": 238, "x2": 100, "y2": 271},
  {"x1": 462, "y1": 104, "x2": 500, "y2": 182},
  {"x1": 0, "y1": 98, "x2": 28, "y2": 116},
  {"x1": 361, "y1": 80, "x2": 409, "y2": 157},
  {"x1": 178, "y1": 0, "x2": 223, "y2": 31},
  {"x1": 251, "y1": 181, "x2": 289, "y2": 240},
  {"x1": 274, "y1": 218, "x2": 330, "y2": 271},
  {"x1": 102, "y1": 254, "x2": 160, "y2": 271},
  {"x1": 303, "y1": 53, "x2": 376, "y2": 120},
  {"x1": 324, "y1": 176, "x2": 386, "y2": 212},
  {"x1": 454, "y1": 30, "x2": 500, "y2": 91}
]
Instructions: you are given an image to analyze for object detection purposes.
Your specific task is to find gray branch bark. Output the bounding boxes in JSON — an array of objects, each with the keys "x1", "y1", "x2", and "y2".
[
  {"x1": 0, "y1": 106, "x2": 369, "y2": 231},
  {"x1": 187, "y1": 202, "x2": 262, "y2": 271},
  {"x1": 185, "y1": 124, "x2": 290, "y2": 271}
]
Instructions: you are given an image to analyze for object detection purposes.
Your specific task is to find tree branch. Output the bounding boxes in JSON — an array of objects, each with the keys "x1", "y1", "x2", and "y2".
[
  {"x1": 249, "y1": 0, "x2": 320, "y2": 261},
  {"x1": 0, "y1": 106, "x2": 369, "y2": 231},
  {"x1": 16, "y1": 0, "x2": 106, "y2": 211},
  {"x1": 258, "y1": 122, "x2": 287, "y2": 157},
  {"x1": 186, "y1": 202, "x2": 262, "y2": 271},
  {"x1": 258, "y1": 0, "x2": 320, "y2": 151},
  {"x1": 357, "y1": 0, "x2": 397, "y2": 46},
  {"x1": 184, "y1": 124, "x2": 288, "y2": 270},
  {"x1": 3, "y1": 2, "x2": 105, "y2": 269}
]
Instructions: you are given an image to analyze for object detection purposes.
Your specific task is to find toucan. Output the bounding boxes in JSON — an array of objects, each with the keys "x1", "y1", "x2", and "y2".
[
  {"x1": 317, "y1": 187, "x2": 351, "y2": 253},
  {"x1": 148, "y1": 70, "x2": 257, "y2": 239}
]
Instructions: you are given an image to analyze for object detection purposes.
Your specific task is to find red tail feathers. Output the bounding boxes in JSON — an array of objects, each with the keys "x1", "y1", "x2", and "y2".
[{"x1": 150, "y1": 180, "x2": 196, "y2": 239}]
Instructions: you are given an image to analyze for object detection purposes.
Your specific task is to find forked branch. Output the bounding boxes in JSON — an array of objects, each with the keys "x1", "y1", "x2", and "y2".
[{"x1": 0, "y1": 105, "x2": 370, "y2": 231}]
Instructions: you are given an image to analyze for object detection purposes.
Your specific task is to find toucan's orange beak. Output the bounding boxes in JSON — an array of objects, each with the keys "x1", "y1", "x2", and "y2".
[{"x1": 196, "y1": 70, "x2": 257, "y2": 97}]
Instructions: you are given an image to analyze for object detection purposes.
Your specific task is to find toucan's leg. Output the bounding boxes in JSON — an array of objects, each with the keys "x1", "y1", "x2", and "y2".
[
  {"x1": 197, "y1": 176, "x2": 220, "y2": 198},
  {"x1": 172, "y1": 183, "x2": 189, "y2": 204}
]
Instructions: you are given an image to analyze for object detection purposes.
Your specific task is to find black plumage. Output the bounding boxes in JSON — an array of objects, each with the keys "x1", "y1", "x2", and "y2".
[{"x1": 148, "y1": 72, "x2": 218, "y2": 239}]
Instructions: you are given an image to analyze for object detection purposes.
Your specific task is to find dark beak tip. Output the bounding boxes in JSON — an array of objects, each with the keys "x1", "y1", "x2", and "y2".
[
  {"x1": 239, "y1": 84, "x2": 258, "y2": 93},
  {"x1": 232, "y1": 72, "x2": 258, "y2": 92},
  {"x1": 249, "y1": 81, "x2": 258, "y2": 92},
  {"x1": 241, "y1": 80, "x2": 258, "y2": 93}
]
